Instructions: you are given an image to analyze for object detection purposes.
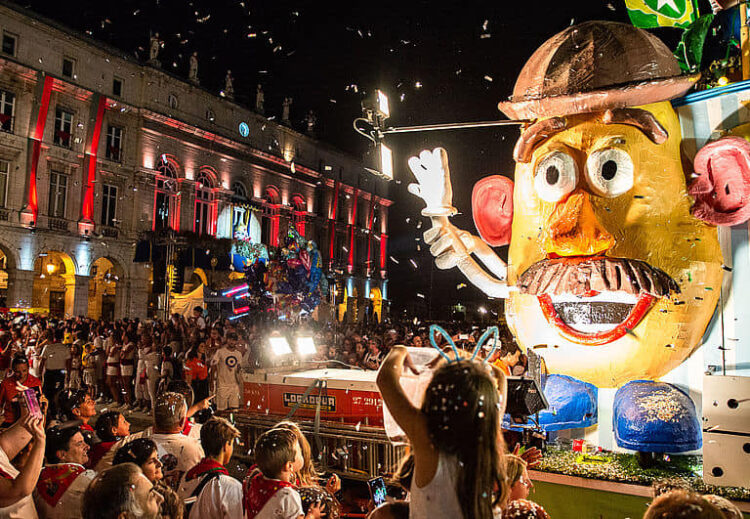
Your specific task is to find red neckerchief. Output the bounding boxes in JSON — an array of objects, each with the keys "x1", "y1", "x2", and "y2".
[
  {"x1": 181, "y1": 420, "x2": 193, "y2": 436},
  {"x1": 243, "y1": 472, "x2": 295, "y2": 519},
  {"x1": 0, "y1": 467, "x2": 12, "y2": 479},
  {"x1": 80, "y1": 423, "x2": 94, "y2": 433},
  {"x1": 185, "y1": 458, "x2": 229, "y2": 481},
  {"x1": 36, "y1": 464, "x2": 86, "y2": 507},
  {"x1": 85, "y1": 441, "x2": 115, "y2": 470}
]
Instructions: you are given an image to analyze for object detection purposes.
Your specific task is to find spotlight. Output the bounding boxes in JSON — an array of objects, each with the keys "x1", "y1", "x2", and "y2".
[
  {"x1": 269, "y1": 335, "x2": 292, "y2": 356},
  {"x1": 296, "y1": 336, "x2": 316, "y2": 356}
]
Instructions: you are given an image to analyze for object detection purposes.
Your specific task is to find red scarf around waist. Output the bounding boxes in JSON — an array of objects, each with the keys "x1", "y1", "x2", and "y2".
[
  {"x1": 185, "y1": 458, "x2": 229, "y2": 482},
  {"x1": 243, "y1": 472, "x2": 296, "y2": 519},
  {"x1": 36, "y1": 463, "x2": 86, "y2": 507}
]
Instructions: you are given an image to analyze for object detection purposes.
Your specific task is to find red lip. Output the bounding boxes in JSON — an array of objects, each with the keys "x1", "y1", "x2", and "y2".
[{"x1": 537, "y1": 293, "x2": 656, "y2": 346}]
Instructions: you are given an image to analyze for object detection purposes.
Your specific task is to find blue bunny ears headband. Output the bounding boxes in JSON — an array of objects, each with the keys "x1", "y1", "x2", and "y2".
[{"x1": 428, "y1": 324, "x2": 499, "y2": 364}]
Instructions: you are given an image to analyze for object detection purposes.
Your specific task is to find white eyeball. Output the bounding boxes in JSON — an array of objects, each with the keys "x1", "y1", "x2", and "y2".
[
  {"x1": 586, "y1": 148, "x2": 634, "y2": 198},
  {"x1": 533, "y1": 151, "x2": 579, "y2": 203}
]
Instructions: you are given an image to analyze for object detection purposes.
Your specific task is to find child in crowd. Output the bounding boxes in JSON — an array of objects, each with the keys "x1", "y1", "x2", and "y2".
[
  {"x1": 243, "y1": 428, "x2": 322, "y2": 519},
  {"x1": 377, "y1": 346, "x2": 509, "y2": 519}
]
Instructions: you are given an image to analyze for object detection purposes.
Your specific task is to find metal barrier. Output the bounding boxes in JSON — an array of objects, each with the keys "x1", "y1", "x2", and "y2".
[{"x1": 232, "y1": 413, "x2": 407, "y2": 481}]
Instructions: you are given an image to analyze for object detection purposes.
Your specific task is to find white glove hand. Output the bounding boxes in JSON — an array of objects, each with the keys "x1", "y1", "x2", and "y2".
[{"x1": 407, "y1": 148, "x2": 457, "y2": 217}]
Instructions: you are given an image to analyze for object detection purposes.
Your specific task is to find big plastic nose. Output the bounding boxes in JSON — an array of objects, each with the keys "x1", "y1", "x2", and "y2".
[{"x1": 544, "y1": 190, "x2": 614, "y2": 257}]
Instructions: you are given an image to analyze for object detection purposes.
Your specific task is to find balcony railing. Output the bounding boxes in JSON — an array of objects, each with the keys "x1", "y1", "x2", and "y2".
[
  {"x1": 48, "y1": 217, "x2": 69, "y2": 232},
  {"x1": 100, "y1": 226, "x2": 119, "y2": 238}
]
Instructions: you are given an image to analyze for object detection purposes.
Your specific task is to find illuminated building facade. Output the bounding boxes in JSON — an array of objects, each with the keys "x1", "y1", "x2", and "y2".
[{"x1": 0, "y1": 2, "x2": 390, "y2": 320}]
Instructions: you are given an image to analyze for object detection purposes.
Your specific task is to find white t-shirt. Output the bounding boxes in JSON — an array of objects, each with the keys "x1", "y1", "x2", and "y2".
[
  {"x1": 149, "y1": 432, "x2": 205, "y2": 490},
  {"x1": 41, "y1": 343, "x2": 71, "y2": 371},
  {"x1": 211, "y1": 348, "x2": 241, "y2": 389},
  {"x1": 178, "y1": 472, "x2": 243, "y2": 519},
  {"x1": 0, "y1": 446, "x2": 38, "y2": 518},
  {"x1": 33, "y1": 464, "x2": 96, "y2": 519},
  {"x1": 254, "y1": 487, "x2": 303, "y2": 519}
]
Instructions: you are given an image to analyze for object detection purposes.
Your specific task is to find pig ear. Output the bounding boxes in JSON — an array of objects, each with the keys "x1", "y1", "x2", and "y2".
[
  {"x1": 472, "y1": 175, "x2": 513, "y2": 247},
  {"x1": 690, "y1": 136, "x2": 750, "y2": 226}
]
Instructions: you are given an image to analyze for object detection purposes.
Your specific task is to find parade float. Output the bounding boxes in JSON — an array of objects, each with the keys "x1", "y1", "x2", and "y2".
[{"x1": 231, "y1": 8, "x2": 750, "y2": 518}]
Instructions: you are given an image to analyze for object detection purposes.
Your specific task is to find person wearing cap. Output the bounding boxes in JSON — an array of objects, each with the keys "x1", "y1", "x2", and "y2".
[
  {"x1": 34, "y1": 425, "x2": 95, "y2": 519},
  {"x1": 0, "y1": 355, "x2": 42, "y2": 427},
  {"x1": 38, "y1": 328, "x2": 71, "y2": 420},
  {"x1": 59, "y1": 390, "x2": 97, "y2": 445}
]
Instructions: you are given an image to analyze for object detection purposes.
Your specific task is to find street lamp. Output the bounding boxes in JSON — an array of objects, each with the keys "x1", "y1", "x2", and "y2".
[{"x1": 46, "y1": 262, "x2": 56, "y2": 276}]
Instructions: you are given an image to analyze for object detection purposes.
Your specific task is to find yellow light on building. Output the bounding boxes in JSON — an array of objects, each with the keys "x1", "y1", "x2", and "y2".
[{"x1": 46, "y1": 262, "x2": 56, "y2": 275}]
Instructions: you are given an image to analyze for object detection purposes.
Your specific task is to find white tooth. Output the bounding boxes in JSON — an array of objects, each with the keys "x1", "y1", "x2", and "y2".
[{"x1": 547, "y1": 291, "x2": 639, "y2": 305}]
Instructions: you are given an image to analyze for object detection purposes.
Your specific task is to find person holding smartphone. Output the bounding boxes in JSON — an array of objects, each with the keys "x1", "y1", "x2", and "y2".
[{"x1": 0, "y1": 356, "x2": 42, "y2": 427}]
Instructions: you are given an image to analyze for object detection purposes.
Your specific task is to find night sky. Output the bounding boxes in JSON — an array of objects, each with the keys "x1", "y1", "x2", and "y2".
[{"x1": 19, "y1": 0, "x2": 697, "y2": 318}]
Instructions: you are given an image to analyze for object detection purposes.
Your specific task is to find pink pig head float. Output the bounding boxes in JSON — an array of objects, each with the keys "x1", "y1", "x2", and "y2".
[{"x1": 408, "y1": 21, "x2": 750, "y2": 387}]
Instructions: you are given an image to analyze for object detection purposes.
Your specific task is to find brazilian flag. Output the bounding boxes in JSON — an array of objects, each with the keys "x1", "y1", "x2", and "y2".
[{"x1": 625, "y1": 0, "x2": 698, "y2": 29}]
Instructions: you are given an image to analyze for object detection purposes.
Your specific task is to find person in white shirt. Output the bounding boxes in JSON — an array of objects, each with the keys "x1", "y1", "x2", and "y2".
[
  {"x1": 148, "y1": 392, "x2": 204, "y2": 490},
  {"x1": 38, "y1": 328, "x2": 71, "y2": 419},
  {"x1": 192, "y1": 307, "x2": 207, "y2": 331},
  {"x1": 210, "y1": 333, "x2": 242, "y2": 411},
  {"x1": 0, "y1": 413, "x2": 46, "y2": 518},
  {"x1": 178, "y1": 417, "x2": 242, "y2": 519},
  {"x1": 34, "y1": 425, "x2": 96, "y2": 519}
]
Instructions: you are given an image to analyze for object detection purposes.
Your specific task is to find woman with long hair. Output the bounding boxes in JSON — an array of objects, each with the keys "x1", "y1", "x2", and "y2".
[
  {"x1": 378, "y1": 348, "x2": 508, "y2": 519},
  {"x1": 113, "y1": 438, "x2": 183, "y2": 519}
]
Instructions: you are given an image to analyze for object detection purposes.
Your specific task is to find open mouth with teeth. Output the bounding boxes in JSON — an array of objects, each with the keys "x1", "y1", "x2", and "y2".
[{"x1": 517, "y1": 256, "x2": 680, "y2": 345}]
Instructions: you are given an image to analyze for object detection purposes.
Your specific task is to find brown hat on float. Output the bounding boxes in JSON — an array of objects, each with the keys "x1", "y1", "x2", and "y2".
[{"x1": 497, "y1": 21, "x2": 700, "y2": 120}]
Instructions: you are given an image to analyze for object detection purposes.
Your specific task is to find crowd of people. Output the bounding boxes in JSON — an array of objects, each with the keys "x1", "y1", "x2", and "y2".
[{"x1": 0, "y1": 309, "x2": 742, "y2": 518}]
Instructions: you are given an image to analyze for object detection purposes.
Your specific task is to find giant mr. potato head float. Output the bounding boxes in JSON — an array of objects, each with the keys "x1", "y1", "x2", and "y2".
[{"x1": 408, "y1": 21, "x2": 750, "y2": 393}]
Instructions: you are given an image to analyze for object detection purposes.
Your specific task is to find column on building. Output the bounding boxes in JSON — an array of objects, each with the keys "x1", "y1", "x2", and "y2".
[
  {"x1": 68, "y1": 275, "x2": 90, "y2": 317},
  {"x1": 7, "y1": 269, "x2": 35, "y2": 309}
]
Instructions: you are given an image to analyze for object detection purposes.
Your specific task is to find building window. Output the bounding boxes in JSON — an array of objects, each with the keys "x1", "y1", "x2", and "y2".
[
  {"x1": 101, "y1": 184, "x2": 117, "y2": 226},
  {"x1": 1, "y1": 33, "x2": 16, "y2": 56},
  {"x1": 194, "y1": 171, "x2": 215, "y2": 236},
  {"x1": 105, "y1": 125, "x2": 122, "y2": 161},
  {"x1": 154, "y1": 157, "x2": 178, "y2": 232},
  {"x1": 292, "y1": 195, "x2": 306, "y2": 237},
  {"x1": 62, "y1": 57, "x2": 75, "y2": 79},
  {"x1": 112, "y1": 77, "x2": 123, "y2": 97},
  {"x1": 0, "y1": 160, "x2": 8, "y2": 208},
  {"x1": 53, "y1": 108, "x2": 73, "y2": 148},
  {"x1": 0, "y1": 90, "x2": 14, "y2": 133},
  {"x1": 48, "y1": 171, "x2": 68, "y2": 218},
  {"x1": 167, "y1": 93, "x2": 178, "y2": 110},
  {"x1": 231, "y1": 181, "x2": 247, "y2": 200}
]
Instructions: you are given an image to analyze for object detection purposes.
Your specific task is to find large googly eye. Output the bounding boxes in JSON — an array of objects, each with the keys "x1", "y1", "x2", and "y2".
[
  {"x1": 586, "y1": 148, "x2": 634, "y2": 198},
  {"x1": 533, "y1": 151, "x2": 579, "y2": 203}
]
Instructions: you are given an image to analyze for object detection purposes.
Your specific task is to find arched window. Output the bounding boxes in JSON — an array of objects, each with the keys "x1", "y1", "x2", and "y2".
[
  {"x1": 261, "y1": 186, "x2": 280, "y2": 247},
  {"x1": 291, "y1": 195, "x2": 306, "y2": 237},
  {"x1": 154, "y1": 155, "x2": 179, "y2": 231},
  {"x1": 231, "y1": 181, "x2": 248, "y2": 200},
  {"x1": 194, "y1": 169, "x2": 216, "y2": 236}
]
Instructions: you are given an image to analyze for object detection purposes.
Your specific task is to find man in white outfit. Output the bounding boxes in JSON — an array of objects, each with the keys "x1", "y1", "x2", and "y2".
[{"x1": 211, "y1": 333, "x2": 243, "y2": 411}]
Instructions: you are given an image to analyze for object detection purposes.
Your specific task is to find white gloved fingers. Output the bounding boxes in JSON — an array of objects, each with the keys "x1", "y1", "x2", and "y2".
[
  {"x1": 430, "y1": 233, "x2": 455, "y2": 257},
  {"x1": 435, "y1": 250, "x2": 460, "y2": 270},
  {"x1": 423, "y1": 225, "x2": 444, "y2": 245},
  {"x1": 436, "y1": 147, "x2": 450, "y2": 175},
  {"x1": 407, "y1": 156, "x2": 428, "y2": 183},
  {"x1": 407, "y1": 183, "x2": 422, "y2": 198}
]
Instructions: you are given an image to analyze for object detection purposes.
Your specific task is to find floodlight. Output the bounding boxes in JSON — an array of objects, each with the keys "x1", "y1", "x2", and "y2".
[
  {"x1": 296, "y1": 336, "x2": 316, "y2": 356},
  {"x1": 376, "y1": 90, "x2": 390, "y2": 119},
  {"x1": 269, "y1": 336, "x2": 292, "y2": 356},
  {"x1": 379, "y1": 143, "x2": 393, "y2": 180}
]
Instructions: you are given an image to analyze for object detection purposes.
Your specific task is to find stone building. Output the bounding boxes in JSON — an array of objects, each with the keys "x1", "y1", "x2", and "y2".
[{"x1": 0, "y1": 2, "x2": 391, "y2": 321}]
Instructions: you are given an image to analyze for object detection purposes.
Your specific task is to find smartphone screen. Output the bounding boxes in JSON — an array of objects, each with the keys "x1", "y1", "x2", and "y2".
[
  {"x1": 22, "y1": 388, "x2": 42, "y2": 419},
  {"x1": 367, "y1": 477, "x2": 387, "y2": 507}
]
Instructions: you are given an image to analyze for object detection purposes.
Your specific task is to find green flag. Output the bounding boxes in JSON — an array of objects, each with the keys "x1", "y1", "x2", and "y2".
[{"x1": 625, "y1": 0, "x2": 697, "y2": 29}]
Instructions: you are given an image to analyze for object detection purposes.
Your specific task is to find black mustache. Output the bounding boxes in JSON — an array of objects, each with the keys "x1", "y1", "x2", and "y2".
[{"x1": 517, "y1": 256, "x2": 680, "y2": 298}]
